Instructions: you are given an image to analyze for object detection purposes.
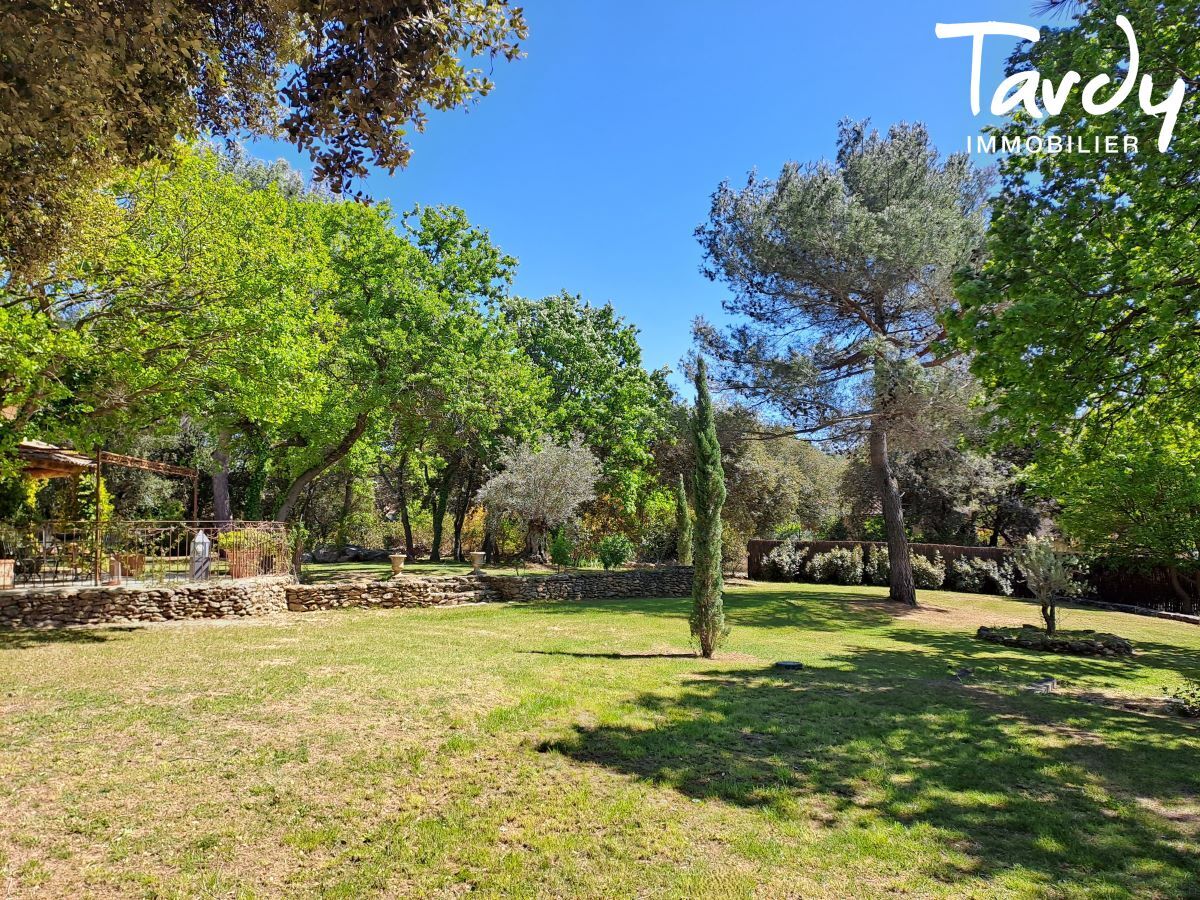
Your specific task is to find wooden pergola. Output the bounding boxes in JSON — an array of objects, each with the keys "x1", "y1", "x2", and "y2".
[
  {"x1": 15, "y1": 441, "x2": 202, "y2": 585},
  {"x1": 16, "y1": 441, "x2": 200, "y2": 520}
]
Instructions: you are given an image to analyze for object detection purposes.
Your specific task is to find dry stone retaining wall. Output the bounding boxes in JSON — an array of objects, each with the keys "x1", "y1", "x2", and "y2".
[
  {"x1": 285, "y1": 567, "x2": 694, "y2": 612},
  {"x1": 0, "y1": 568, "x2": 694, "y2": 628},
  {"x1": 0, "y1": 576, "x2": 291, "y2": 628}
]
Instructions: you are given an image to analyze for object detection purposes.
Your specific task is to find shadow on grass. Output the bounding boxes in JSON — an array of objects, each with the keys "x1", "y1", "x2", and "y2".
[
  {"x1": 523, "y1": 650, "x2": 697, "y2": 660},
  {"x1": 540, "y1": 648, "x2": 1200, "y2": 894},
  {"x1": 0, "y1": 625, "x2": 141, "y2": 650},
  {"x1": 884, "y1": 627, "x2": 1200, "y2": 685},
  {"x1": 513, "y1": 587, "x2": 914, "y2": 633}
]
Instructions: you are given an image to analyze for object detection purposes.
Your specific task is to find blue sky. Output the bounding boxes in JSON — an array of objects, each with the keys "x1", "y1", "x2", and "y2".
[{"x1": 251, "y1": 0, "x2": 1043, "y2": 382}]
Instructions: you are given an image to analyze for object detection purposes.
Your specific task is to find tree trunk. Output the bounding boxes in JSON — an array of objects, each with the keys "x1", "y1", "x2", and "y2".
[
  {"x1": 869, "y1": 421, "x2": 917, "y2": 606},
  {"x1": 274, "y1": 412, "x2": 370, "y2": 522},
  {"x1": 1166, "y1": 566, "x2": 1197, "y2": 615},
  {"x1": 483, "y1": 517, "x2": 499, "y2": 565},
  {"x1": 451, "y1": 472, "x2": 476, "y2": 562},
  {"x1": 212, "y1": 428, "x2": 233, "y2": 523},
  {"x1": 525, "y1": 521, "x2": 548, "y2": 562},
  {"x1": 428, "y1": 463, "x2": 455, "y2": 562},
  {"x1": 399, "y1": 489, "x2": 415, "y2": 562},
  {"x1": 1042, "y1": 598, "x2": 1057, "y2": 635}
]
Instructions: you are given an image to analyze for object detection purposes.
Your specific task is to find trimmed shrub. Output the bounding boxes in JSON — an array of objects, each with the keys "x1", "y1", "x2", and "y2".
[
  {"x1": 806, "y1": 546, "x2": 864, "y2": 585},
  {"x1": 597, "y1": 533, "x2": 635, "y2": 570},
  {"x1": 947, "y1": 556, "x2": 1015, "y2": 596},
  {"x1": 864, "y1": 546, "x2": 890, "y2": 586},
  {"x1": 910, "y1": 551, "x2": 946, "y2": 589},
  {"x1": 763, "y1": 537, "x2": 809, "y2": 581}
]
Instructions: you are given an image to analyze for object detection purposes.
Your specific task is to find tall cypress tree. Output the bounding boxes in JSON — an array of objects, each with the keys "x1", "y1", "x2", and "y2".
[
  {"x1": 675, "y1": 473, "x2": 693, "y2": 566},
  {"x1": 690, "y1": 357, "x2": 727, "y2": 658}
]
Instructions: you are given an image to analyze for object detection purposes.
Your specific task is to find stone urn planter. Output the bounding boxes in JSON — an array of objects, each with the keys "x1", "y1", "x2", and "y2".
[
  {"x1": 470, "y1": 551, "x2": 486, "y2": 575},
  {"x1": 0, "y1": 558, "x2": 13, "y2": 590},
  {"x1": 389, "y1": 553, "x2": 406, "y2": 576},
  {"x1": 225, "y1": 549, "x2": 261, "y2": 579}
]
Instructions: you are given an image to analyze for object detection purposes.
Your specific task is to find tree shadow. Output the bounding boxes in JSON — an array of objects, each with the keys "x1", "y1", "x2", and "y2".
[
  {"x1": 0, "y1": 625, "x2": 141, "y2": 650},
  {"x1": 523, "y1": 650, "x2": 697, "y2": 660},
  {"x1": 540, "y1": 649, "x2": 1200, "y2": 894},
  {"x1": 513, "y1": 587, "x2": 913, "y2": 633},
  {"x1": 884, "y1": 626, "x2": 1200, "y2": 685}
]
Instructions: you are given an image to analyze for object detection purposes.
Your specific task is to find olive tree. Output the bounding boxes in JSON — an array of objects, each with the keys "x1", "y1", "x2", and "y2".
[
  {"x1": 1013, "y1": 537, "x2": 1082, "y2": 636},
  {"x1": 475, "y1": 437, "x2": 600, "y2": 562},
  {"x1": 695, "y1": 121, "x2": 989, "y2": 606}
]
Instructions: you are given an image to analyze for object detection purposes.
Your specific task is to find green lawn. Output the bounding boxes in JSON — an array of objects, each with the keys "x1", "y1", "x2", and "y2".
[{"x1": 1, "y1": 583, "x2": 1198, "y2": 898}]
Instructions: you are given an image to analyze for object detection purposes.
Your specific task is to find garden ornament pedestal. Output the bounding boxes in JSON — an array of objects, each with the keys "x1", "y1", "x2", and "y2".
[
  {"x1": 389, "y1": 553, "x2": 406, "y2": 575},
  {"x1": 470, "y1": 551, "x2": 486, "y2": 575}
]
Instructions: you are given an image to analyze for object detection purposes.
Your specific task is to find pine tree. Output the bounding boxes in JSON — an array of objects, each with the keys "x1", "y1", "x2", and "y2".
[
  {"x1": 675, "y1": 473, "x2": 693, "y2": 566},
  {"x1": 690, "y1": 358, "x2": 727, "y2": 657}
]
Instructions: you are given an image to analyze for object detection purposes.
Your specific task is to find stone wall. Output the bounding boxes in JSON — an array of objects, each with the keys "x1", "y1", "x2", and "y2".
[
  {"x1": 0, "y1": 568, "x2": 694, "y2": 628},
  {"x1": 0, "y1": 576, "x2": 292, "y2": 628},
  {"x1": 285, "y1": 567, "x2": 694, "y2": 612}
]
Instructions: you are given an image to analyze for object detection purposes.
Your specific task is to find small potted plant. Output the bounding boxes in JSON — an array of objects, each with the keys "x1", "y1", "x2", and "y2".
[{"x1": 220, "y1": 528, "x2": 264, "y2": 579}]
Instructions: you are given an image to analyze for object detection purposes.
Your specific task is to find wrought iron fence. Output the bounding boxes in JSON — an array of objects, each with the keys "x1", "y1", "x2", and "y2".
[{"x1": 0, "y1": 520, "x2": 293, "y2": 590}]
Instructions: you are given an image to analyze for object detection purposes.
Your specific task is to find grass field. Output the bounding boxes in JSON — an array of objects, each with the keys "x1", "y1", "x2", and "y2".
[{"x1": 1, "y1": 583, "x2": 1198, "y2": 897}]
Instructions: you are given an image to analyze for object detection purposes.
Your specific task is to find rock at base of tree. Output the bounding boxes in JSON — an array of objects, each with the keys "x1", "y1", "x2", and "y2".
[{"x1": 976, "y1": 625, "x2": 1133, "y2": 657}]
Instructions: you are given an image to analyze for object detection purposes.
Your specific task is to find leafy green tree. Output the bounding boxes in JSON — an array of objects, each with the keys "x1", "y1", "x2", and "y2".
[
  {"x1": 1040, "y1": 408, "x2": 1200, "y2": 614},
  {"x1": 690, "y1": 358, "x2": 727, "y2": 658},
  {"x1": 696, "y1": 121, "x2": 989, "y2": 605},
  {"x1": 950, "y1": 0, "x2": 1200, "y2": 450},
  {"x1": 0, "y1": 145, "x2": 330, "y2": 475},
  {"x1": 0, "y1": 0, "x2": 526, "y2": 273},
  {"x1": 675, "y1": 474, "x2": 694, "y2": 566},
  {"x1": 500, "y1": 292, "x2": 673, "y2": 517},
  {"x1": 655, "y1": 403, "x2": 844, "y2": 545}
]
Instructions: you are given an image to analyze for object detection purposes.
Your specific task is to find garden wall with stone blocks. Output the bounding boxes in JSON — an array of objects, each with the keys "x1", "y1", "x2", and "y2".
[
  {"x1": 0, "y1": 568, "x2": 694, "y2": 628},
  {"x1": 286, "y1": 567, "x2": 694, "y2": 612},
  {"x1": 0, "y1": 576, "x2": 292, "y2": 628}
]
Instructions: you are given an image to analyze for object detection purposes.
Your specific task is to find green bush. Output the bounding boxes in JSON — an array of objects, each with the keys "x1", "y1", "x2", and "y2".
[
  {"x1": 910, "y1": 552, "x2": 946, "y2": 589},
  {"x1": 722, "y1": 529, "x2": 748, "y2": 576},
  {"x1": 597, "y1": 533, "x2": 635, "y2": 570},
  {"x1": 806, "y1": 546, "x2": 864, "y2": 585},
  {"x1": 549, "y1": 529, "x2": 573, "y2": 570},
  {"x1": 864, "y1": 546, "x2": 890, "y2": 586},
  {"x1": 1164, "y1": 679, "x2": 1200, "y2": 717},
  {"x1": 763, "y1": 537, "x2": 809, "y2": 581},
  {"x1": 335, "y1": 510, "x2": 384, "y2": 549},
  {"x1": 774, "y1": 522, "x2": 814, "y2": 541},
  {"x1": 219, "y1": 528, "x2": 276, "y2": 553},
  {"x1": 946, "y1": 556, "x2": 1014, "y2": 596}
]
